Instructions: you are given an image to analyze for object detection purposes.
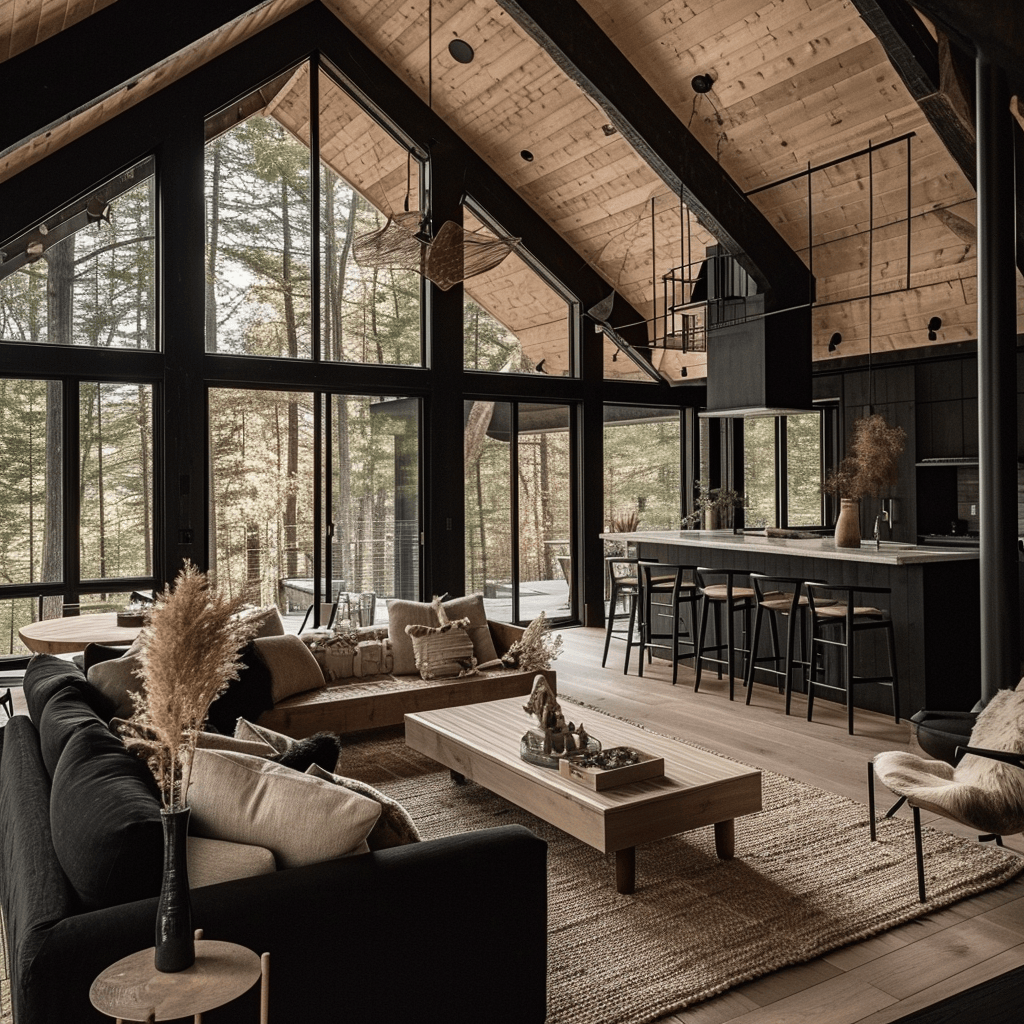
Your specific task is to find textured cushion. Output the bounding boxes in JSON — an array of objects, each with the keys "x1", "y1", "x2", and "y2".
[
  {"x1": 254, "y1": 635, "x2": 326, "y2": 703},
  {"x1": 874, "y1": 682, "x2": 1024, "y2": 836},
  {"x1": 306, "y1": 763, "x2": 421, "y2": 850},
  {"x1": 23, "y1": 654, "x2": 89, "y2": 725},
  {"x1": 235, "y1": 717, "x2": 292, "y2": 754},
  {"x1": 238, "y1": 605, "x2": 286, "y2": 638},
  {"x1": 50, "y1": 716, "x2": 163, "y2": 909},
  {"x1": 38, "y1": 685, "x2": 104, "y2": 779},
  {"x1": 82, "y1": 642, "x2": 132, "y2": 673},
  {"x1": 188, "y1": 748, "x2": 380, "y2": 869},
  {"x1": 85, "y1": 638, "x2": 145, "y2": 721},
  {"x1": 232, "y1": 718, "x2": 342, "y2": 772},
  {"x1": 187, "y1": 835, "x2": 277, "y2": 888},
  {"x1": 406, "y1": 621, "x2": 477, "y2": 680},
  {"x1": 196, "y1": 730, "x2": 278, "y2": 757},
  {"x1": 205, "y1": 640, "x2": 275, "y2": 734},
  {"x1": 388, "y1": 594, "x2": 497, "y2": 674}
]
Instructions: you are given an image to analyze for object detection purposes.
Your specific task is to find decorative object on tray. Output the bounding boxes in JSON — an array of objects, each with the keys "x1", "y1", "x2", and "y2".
[
  {"x1": 502, "y1": 610, "x2": 563, "y2": 672},
  {"x1": 116, "y1": 599, "x2": 148, "y2": 628},
  {"x1": 559, "y1": 746, "x2": 665, "y2": 790},
  {"x1": 117, "y1": 561, "x2": 258, "y2": 973},
  {"x1": 520, "y1": 673, "x2": 600, "y2": 768},
  {"x1": 405, "y1": 596, "x2": 477, "y2": 680},
  {"x1": 824, "y1": 413, "x2": 906, "y2": 548}
]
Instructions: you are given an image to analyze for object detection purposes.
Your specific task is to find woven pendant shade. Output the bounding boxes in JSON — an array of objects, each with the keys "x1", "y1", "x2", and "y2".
[{"x1": 353, "y1": 212, "x2": 519, "y2": 291}]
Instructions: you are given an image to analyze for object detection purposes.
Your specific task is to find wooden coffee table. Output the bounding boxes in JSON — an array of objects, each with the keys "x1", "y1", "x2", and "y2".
[{"x1": 405, "y1": 696, "x2": 762, "y2": 894}]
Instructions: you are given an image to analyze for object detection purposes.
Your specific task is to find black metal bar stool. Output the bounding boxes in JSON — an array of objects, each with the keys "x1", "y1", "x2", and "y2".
[
  {"x1": 804, "y1": 582, "x2": 901, "y2": 735},
  {"x1": 744, "y1": 574, "x2": 822, "y2": 713},
  {"x1": 694, "y1": 567, "x2": 756, "y2": 700},
  {"x1": 602, "y1": 557, "x2": 642, "y2": 672},
  {"x1": 636, "y1": 562, "x2": 701, "y2": 686}
]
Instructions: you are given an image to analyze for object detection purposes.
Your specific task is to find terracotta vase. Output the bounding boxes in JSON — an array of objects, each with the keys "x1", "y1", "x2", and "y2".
[
  {"x1": 834, "y1": 497, "x2": 862, "y2": 548},
  {"x1": 155, "y1": 806, "x2": 194, "y2": 972}
]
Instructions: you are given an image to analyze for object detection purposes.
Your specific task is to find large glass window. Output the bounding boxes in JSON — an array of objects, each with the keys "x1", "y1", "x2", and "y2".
[
  {"x1": 465, "y1": 401, "x2": 574, "y2": 624},
  {"x1": 79, "y1": 382, "x2": 154, "y2": 579},
  {"x1": 603, "y1": 406, "x2": 682, "y2": 531},
  {"x1": 205, "y1": 64, "x2": 424, "y2": 366},
  {"x1": 0, "y1": 162, "x2": 156, "y2": 350},
  {"x1": 463, "y1": 209, "x2": 574, "y2": 376},
  {"x1": 743, "y1": 417, "x2": 777, "y2": 529}
]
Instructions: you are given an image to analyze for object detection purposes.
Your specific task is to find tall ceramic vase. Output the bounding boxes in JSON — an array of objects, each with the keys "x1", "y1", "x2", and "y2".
[
  {"x1": 834, "y1": 497, "x2": 862, "y2": 548},
  {"x1": 155, "y1": 806, "x2": 194, "y2": 972}
]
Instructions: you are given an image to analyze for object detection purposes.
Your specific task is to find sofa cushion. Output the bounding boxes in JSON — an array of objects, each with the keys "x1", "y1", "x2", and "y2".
[
  {"x1": 196, "y1": 730, "x2": 278, "y2": 757},
  {"x1": 82, "y1": 642, "x2": 132, "y2": 673},
  {"x1": 23, "y1": 654, "x2": 90, "y2": 725},
  {"x1": 233, "y1": 718, "x2": 342, "y2": 772},
  {"x1": 205, "y1": 640, "x2": 275, "y2": 734},
  {"x1": 388, "y1": 594, "x2": 497, "y2": 674},
  {"x1": 188, "y1": 748, "x2": 380, "y2": 869},
  {"x1": 85, "y1": 638, "x2": 145, "y2": 721},
  {"x1": 254, "y1": 634, "x2": 326, "y2": 703},
  {"x1": 38, "y1": 685, "x2": 105, "y2": 779},
  {"x1": 186, "y1": 835, "x2": 277, "y2": 888},
  {"x1": 50, "y1": 716, "x2": 163, "y2": 910},
  {"x1": 306, "y1": 763, "x2": 421, "y2": 850},
  {"x1": 237, "y1": 604, "x2": 287, "y2": 638}
]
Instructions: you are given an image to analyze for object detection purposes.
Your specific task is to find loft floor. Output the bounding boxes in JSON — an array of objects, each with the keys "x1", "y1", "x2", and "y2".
[{"x1": 553, "y1": 625, "x2": 1024, "y2": 1024}]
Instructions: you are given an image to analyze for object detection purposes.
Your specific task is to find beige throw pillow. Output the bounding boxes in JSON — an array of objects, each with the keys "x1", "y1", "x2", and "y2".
[
  {"x1": 237, "y1": 605, "x2": 286, "y2": 638},
  {"x1": 234, "y1": 717, "x2": 293, "y2": 754},
  {"x1": 86, "y1": 637, "x2": 145, "y2": 720},
  {"x1": 387, "y1": 593, "x2": 496, "y2": 674},
  {"x1": 253, "y1": 634, "x2": 326, "y2": 703},
  {"x1": 195, "y1": 730, "x2": 278, "y2": 757},
  {"x1": 188, "y1": 748, "x2": 380, "y2": 870}
]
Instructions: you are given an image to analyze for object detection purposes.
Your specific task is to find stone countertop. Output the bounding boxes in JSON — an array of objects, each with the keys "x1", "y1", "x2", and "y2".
[{"x1": 600, "y1": 530, "x2": 981, "y2": 565}]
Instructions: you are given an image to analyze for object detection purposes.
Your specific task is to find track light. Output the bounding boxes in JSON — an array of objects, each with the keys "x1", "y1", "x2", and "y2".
[
  {"x1": 927, "y1": 316, "x2": 942, "y2": 341},
  {"x1": 827, "y1": 332, "x2": 842, "y2": 353},
  {"x1": 691, "y1": 74, "x2": 714, "y2": 94}
]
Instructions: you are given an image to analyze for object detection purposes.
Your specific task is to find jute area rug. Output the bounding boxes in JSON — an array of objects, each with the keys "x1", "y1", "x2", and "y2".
[{"x1": 345, "y1": 722, "x2": 1024, "y2": 1024}]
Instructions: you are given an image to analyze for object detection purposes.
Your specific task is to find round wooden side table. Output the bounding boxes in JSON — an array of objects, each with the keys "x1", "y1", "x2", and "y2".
[{"x1": 90, "y1": 939, "x2": 269, "y2": 1023}]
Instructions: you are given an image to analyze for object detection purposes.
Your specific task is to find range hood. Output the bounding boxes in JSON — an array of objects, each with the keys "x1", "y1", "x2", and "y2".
[{"x1": 700, "y1": 248, "x2": 814, "y2": 418}]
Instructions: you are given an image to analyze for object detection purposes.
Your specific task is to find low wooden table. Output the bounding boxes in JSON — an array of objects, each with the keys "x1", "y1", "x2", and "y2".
[
  {"x1": 405, "y1": 696, "x2": 762, "y2": 894},
  {"x1": 18, "y1": 611, "x2": 142, "y2": 654}
]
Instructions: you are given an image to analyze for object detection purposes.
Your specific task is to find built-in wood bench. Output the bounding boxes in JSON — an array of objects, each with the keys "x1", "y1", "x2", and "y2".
[{"x1": 258, "y1": 620, "x2": 556, "y2": 737}]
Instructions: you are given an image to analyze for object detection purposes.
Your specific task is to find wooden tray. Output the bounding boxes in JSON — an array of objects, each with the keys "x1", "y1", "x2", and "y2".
[{"x1": 558, "y1": 748, "x2": 664, "y2": 790}]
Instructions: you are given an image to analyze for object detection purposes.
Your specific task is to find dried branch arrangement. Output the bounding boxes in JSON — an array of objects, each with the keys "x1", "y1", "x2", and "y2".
[
  {"x1": 824, "y1": 414, "x2": 907, "y2": 500},
  {"x1": 502, "y1": 611, "x2": 564, "y2": 673},
  {"x1": 119, "y1": 562, "x2": 258, "y2": 810}
]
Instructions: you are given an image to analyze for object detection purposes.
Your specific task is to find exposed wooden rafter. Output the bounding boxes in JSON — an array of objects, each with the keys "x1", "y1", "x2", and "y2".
[{"x1": 493, "y1": 0, "x2": 813, "y2": 312}]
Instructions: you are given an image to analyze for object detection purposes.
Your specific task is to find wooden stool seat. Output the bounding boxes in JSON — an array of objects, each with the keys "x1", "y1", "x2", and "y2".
[
  {"x1": 694, "y1": 568, "x2": 755, "y2": 701},
  {"x1": 636, "y1": 562, "x2": 701, "y2": 687}
]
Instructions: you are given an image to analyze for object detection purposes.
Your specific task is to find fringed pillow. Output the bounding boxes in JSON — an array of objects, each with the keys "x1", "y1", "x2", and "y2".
[{"x1": 404, "y1": 596, "x2": 477, "y2": 680}]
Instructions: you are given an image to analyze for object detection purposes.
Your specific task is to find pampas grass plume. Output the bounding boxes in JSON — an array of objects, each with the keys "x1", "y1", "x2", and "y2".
[{"x1": 119, "y1": 561, "x2": 258, "y2": 809}]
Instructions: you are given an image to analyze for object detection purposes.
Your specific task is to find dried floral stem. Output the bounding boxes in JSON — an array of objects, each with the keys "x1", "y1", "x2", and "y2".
[
  {"x1": 824, "y1": 414, "x2": 907, "y2": 500},
  {"x1": 119, "y1": 562, "x2": 257, "y2": 810}
]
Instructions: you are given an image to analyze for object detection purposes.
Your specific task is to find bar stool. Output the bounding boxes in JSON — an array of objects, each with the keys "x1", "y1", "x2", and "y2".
[
  {"x1": 636, "y1": 562, "x2": 701, "y2": 687},
  {"x1": 804, "y1": 582, "x2": 901, "y2": 735},
  {"x1": 602, "y1": 557, "x2": 642, "y2": 672},
  {"x1": 694, "y1": 568, "x2": 756, "y2": 701},
  {"x1": 744, "y1": 574, "x2": 822, "y2": 713}
]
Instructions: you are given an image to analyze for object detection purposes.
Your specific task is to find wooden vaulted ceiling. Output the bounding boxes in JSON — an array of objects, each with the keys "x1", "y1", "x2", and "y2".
[{"x1": 1, "y1": 0, "x2": 1021, "y2": 384}]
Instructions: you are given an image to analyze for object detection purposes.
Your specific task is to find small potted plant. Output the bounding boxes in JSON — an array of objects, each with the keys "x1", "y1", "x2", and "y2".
[
  {"x1": 824, "y1": 414, "x2": 906, "y2": 547},
  {"x1": 682, "y1": 480, "x2": 745, "y2": 531}
]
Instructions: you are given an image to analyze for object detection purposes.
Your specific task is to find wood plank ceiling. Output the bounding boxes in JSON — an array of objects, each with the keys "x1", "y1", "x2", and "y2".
[{"x1": 1, "y1": 0, "x2": 1021, "y2": 384}]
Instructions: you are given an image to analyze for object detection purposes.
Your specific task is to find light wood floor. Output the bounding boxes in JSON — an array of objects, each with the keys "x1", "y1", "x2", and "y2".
[{"x1": 553, "y1": 626, "x2": 1024, "y2": 1024}]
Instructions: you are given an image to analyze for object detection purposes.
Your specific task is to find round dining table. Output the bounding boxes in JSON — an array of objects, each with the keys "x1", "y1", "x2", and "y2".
[{"x1": 18, "y1": 611, "x2": 143, "y2": 655}]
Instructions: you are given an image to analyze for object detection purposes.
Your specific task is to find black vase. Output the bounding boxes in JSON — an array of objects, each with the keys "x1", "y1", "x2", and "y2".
[{"x1": 155, "y1": 806, "x2": 195, "y2": 972}]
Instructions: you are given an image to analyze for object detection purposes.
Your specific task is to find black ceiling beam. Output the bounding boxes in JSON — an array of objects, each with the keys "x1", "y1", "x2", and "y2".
[
  {"x1": 852, "y1": 0, "x2": 1024, "y2": 278},
  {"x1": 0, "y1": 0, "x2": 281, "y2": 161},
  {"x1": 494, "y1": 0, "x2": 813, "y2": 312}
]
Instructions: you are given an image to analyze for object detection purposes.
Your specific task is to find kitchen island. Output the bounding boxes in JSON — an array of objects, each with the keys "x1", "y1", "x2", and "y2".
[{"x1": 602, "y1": 530, "x2": 981, "y2": 718}]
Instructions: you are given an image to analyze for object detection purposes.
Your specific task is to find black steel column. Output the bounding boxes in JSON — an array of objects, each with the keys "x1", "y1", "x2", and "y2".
[{"x1": 976, "y1": 56, "x2": 1018, "y2": 702}]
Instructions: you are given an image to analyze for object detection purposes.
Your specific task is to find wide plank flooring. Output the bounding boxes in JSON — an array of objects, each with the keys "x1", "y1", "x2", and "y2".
[{"x1": 553, "y1": 626, "x2": 1024, "y2": 1024}]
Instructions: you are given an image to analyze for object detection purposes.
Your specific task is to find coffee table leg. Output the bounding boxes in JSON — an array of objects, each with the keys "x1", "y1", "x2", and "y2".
[
  {"x1": 615, "y1": 847, "x2": 636, "y2": 894},
  {"x1": 450, "y1": 769, "x2": 466, "y2": 785},
  {"x1": 714, "y1": 819, "x2": 735, "y2": 859}
]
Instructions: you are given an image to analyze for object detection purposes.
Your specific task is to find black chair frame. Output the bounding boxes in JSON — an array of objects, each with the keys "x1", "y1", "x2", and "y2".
[
  {"x1": 636, "y1": 562, "x2": 700, "y2": 687},
  {"x1": 693, "y1": 567, "x2": 755, "y2": 701},
  {"x1": 602, "y1": 557, "x2": 642, "y2": 673}
]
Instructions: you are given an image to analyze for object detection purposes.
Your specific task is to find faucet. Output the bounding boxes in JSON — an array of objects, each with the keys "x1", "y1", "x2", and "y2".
[{"x1": 874, "y1": 505, "x2": 891, "y2": 548}]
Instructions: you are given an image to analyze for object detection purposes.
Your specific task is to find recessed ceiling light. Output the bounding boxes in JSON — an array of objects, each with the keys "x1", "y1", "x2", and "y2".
[
  {"x1": 601, "y1": 123, "x2": 617, "y2": 136},
  {"x1": 521, "y1": 150, "x2": 534, "y2": 162},
  {"x1": 449, "y1": 39, "x2": 474, "y2": 64}
]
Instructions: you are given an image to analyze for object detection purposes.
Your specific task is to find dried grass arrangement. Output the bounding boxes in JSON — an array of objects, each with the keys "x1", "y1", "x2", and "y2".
[
  {"x1": 824, "y1": 414, "x2": 907, "y2": 500},
  {"x1": 502, "y1": 611, "x2": 564, "y2": 673},
  {"x1": 119, "y1": 562, "x2": 258, "y2": 810}
]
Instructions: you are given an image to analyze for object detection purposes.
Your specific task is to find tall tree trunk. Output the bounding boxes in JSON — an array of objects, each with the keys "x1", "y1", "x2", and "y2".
[
  {"x1": 280, "y1": 177, "x2": 300, "y2": 580},
  {"x1": 206, "y1": 139, "x2": 221, "y2": 352},
  {"x1": 40, "y1": 236, "x2": 74, "y2": 617}
]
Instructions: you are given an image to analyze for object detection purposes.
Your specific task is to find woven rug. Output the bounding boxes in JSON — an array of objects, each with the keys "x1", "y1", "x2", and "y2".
[{"x1": 344, "y1": 724, "x2": 1024, "y2": 1024}]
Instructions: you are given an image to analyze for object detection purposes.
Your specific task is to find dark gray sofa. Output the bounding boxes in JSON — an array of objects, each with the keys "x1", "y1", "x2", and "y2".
[{"x1": 0, "y1": 656, "x2": 548, "y2": 1023}]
